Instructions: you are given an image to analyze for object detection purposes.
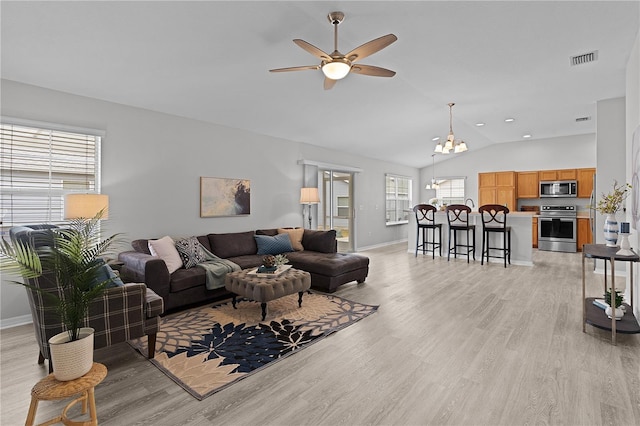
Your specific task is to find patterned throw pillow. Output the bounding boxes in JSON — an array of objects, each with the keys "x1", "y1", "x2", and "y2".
[{"x1": 175, "y1": 236, "x2": 207, "y2": 269}]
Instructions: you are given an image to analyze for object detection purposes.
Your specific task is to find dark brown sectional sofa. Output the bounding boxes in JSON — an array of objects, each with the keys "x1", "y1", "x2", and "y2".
[{"x1": 118, "y1": 229, "x2": 369, "y2": 312}]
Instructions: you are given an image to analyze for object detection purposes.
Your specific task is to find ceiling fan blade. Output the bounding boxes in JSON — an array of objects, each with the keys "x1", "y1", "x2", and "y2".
[
  {"x1": 269, "y1": 65, "x2": 320, "y2": 73},
  {"x1": 350, "y1": 64, "x2": 396, "y2": 77},
  {"x1": 293, "y1": 39, "x2": 332, "y2": 61},
  {"x1": 324, "y1": 77, "x2": 337, "y2": 90},
  {"x1": 346, "y1": 34, "x2": 397, "y2": 63}
]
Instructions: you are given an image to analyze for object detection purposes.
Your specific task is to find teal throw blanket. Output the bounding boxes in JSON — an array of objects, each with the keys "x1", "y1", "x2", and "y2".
[{"x1": 196, "y1": 245, "x2": 241, "y2": 290}]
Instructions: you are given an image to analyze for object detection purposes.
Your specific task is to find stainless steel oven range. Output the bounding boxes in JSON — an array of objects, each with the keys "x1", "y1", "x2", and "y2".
[{"x1": 538, "y1": 205, "x2": 577, "y2": 253}]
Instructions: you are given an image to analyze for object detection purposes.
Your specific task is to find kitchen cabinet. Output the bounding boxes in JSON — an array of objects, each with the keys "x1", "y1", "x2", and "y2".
[
  {"x1": 577, "y1": 217, "x2": 592, "y2": 251},
  {"x1": 577, "y1": 168, "x2": 596, "y2": 198},
  {"x1": 539, "y1": 169, "x2": 578, "y2": 181},
  {"x1": 532, "y1": 217, "x2": 538, "y2": 248},
  {"x1": 478, "y1": 171, "x2": 516, "y2": 209},
  {"x1": 517, "y1": 171, "x2": 539, "y2": 198},
  {"x1": 557, "y1": 169, "x2": 577, "y2": 180}
]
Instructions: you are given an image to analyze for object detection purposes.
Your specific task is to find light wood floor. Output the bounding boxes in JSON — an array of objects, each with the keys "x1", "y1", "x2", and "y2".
[{"x1": 2, "y1": 245, "x2": 639, "y2": 425}]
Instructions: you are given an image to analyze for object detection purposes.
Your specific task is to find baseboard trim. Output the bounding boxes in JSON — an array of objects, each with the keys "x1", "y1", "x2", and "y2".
[
  {"x1": 359, "y1": 239, "x2": 407, "y2": 252},
  {"x1": 0, "y1": 314, "x2": 32, "y2": 330}
]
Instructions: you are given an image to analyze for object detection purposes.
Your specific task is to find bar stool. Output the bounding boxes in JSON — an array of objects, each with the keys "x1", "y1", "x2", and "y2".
[
  {"x1": 479, "y1": 204, "x2": 511, "y2": 267},
  {"x1": 413, "y1": 204, "x2": 442, "y2": 258},
  {"x1": 446, "y1": 204, "x2": 476, "y2": 263}
]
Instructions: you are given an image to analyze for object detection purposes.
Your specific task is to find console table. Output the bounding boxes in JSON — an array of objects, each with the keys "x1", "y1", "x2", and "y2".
[{"x1": 581, "y1": 244, "x2": 640, "y2": 344}]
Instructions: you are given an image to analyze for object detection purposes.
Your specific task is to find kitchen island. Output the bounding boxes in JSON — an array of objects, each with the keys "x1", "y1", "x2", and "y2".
[{"x1": 407, "y1": 210, "x2": 535, "y2": 266}]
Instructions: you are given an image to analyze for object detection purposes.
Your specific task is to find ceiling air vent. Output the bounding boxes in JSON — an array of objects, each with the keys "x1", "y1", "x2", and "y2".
[
  {"x1": 575, "y1": 116, "x2": 591, "y2": 122},
  {"x1": 570, "y1": 50, "x2": 598, "y2": 66}
]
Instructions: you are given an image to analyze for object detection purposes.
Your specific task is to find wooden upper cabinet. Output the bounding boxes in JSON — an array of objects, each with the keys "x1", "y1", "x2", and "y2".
[
  {"x1": 539, "y1": 169, "x2": 577, "y2": 181},
  {"x1": 577, "y1": 168, "x2": 596, "y2": 198},
  {"x1": 557, "y1": 169, "x2": 577, "y2": 180},
  {"x1": 479, "y1": 172, "x2": 496, "y2": 187},
  {"x1": 496, "y1": 171, "x2": 516, "y2": 187},
  {"x1": 479, "y1": 187, "x2": 496, "y2": 206},
  {"x1": 538, "y1": 170, "x2": 558, "y2": 181},
  {"x1": 517, "y1": 171, "x2": 539, "y2": 198}
]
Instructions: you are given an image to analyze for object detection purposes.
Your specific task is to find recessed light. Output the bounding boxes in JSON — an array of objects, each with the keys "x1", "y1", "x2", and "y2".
[
  {"x1": 523, "y1": 134, "x2": 532, "y2": 138},
  {"x1": 475, "y1": 122, "x2": 485, "y2": 127},
  {"x1": 432, "y1": 137, "x2": 440, "y2": 141},
  {"x1": 505, "y1": 118, "x2": 515, "y2": 123}
]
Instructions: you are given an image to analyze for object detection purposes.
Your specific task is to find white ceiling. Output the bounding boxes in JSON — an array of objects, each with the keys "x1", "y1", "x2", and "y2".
[{"x1": 1, "y1": 1, "x2": 638, "y2": 168}]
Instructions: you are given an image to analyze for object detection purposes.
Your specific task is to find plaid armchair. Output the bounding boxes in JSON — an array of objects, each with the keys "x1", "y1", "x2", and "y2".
[{"x1": 9, "y1": 225, "x2": 164, "y2": 372}]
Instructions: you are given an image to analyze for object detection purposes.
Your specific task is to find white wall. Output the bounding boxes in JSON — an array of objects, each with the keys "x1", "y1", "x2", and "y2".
[
  {"x1": 0, "y1": 79, "x2": 418, "y2": 324},
  {"x1": 596, "y1": 97, "x2": 627, "y2": 244},
  {"x1": 419, "y1": 133, "x2": 596, "y2": 206},
  {"x1": 626, "y1": 31, "x2": 640, "y2": 320}
]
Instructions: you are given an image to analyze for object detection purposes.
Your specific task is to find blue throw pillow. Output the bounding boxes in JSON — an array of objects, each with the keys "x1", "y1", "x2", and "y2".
[
  {"x1": 90, "y1": 260, "x2": 124, "y2": 289},
  {"x1": 254, "y1": 233, "x2": 293, "y2": 255}
]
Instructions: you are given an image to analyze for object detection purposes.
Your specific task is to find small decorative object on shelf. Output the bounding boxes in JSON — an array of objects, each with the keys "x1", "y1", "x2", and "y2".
[
  {"x1": 604, "y1": 290, "x2": 624, "y2": 320},
  {"x1": 594, "y1": 181, "x2": 631, "y2": 247},
  {"x1": 617, "y1": 222, "x2": 634, "y2": 256}
]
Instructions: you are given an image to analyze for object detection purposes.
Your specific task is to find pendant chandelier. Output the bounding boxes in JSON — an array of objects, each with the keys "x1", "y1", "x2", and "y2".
[
  {"x1": 425, "y1": 154, "x2": 439, "y2": 189},
  {"x1": 434, "y1": 103, "x2": 468, "y2": 154}
]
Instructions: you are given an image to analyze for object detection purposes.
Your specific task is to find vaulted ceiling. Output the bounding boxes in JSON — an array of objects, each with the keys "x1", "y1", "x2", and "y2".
[{"x1": 1, "y1": 1, "x2": 638, "y2": 168}]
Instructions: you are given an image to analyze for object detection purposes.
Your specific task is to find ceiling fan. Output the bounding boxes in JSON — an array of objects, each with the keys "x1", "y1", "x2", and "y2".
[{"x1": 269, "y1": 11, "x2": 397, "y2": 90}]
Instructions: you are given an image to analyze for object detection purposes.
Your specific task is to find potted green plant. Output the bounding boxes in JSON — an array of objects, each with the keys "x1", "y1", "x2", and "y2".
[
  {"x1": 0, "y1": 211, "x2": 120, "y2": 380},
  {"x1": 604, "y1": 289, "x2": 624, "y2": 320},
  {"x1": 594, "y1": 181, "x2": 631, "y2": 247}
]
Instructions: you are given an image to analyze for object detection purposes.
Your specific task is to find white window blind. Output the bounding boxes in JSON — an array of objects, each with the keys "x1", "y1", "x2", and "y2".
[
  {"x1": 0, "y1": 122, "x2": 101, "y2": 226},
  {"x1": 436, "y1": 178, "x2": 466, "y2": 205}
]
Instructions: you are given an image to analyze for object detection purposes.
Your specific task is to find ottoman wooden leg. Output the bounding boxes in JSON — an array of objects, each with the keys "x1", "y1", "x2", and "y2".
[
  {"x1": 25, "y1": 397, "x2": 39, "y2": 426},
  {"x1": 298, "y1": 291, "x2": 304, "y2": 307},
  {"x1": 232, "y1": 295, "x2": 237, "y2": 309},
  {"x1": 261, "y1": 303, "x2": 267, "y2": 321}
]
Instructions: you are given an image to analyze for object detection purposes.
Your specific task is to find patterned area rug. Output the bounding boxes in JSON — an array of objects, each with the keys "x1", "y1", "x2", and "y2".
[{"x1": 129, "y1": 292, "x2": 378, "y2": 400}]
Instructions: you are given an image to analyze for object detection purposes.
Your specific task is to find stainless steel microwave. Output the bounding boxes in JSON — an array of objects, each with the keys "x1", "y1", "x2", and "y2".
[{"x1": 539, "y1": 180, "x2": 577, "y2": 198}]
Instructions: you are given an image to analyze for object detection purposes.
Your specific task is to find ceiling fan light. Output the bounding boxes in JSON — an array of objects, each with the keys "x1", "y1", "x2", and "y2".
[
  {"x1": 322, "y1": 61, "x2": 351, "y2": 80},
  {"x1": 434, "y1": 143, "x2": 443, "y2": 153}
]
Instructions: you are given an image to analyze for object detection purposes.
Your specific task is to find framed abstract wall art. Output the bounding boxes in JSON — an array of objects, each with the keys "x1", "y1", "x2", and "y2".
[{"x1": 200, "y1": 177, "x2": 251, "y2": 217}]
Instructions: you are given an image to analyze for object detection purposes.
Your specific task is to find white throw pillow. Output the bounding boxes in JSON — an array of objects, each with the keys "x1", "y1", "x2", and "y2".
[{"x1": 148, "y1": 236, "x2": 183, "y2": 274}]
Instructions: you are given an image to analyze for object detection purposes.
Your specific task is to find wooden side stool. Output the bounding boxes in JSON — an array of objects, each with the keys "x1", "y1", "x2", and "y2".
[{"x1": 25, "y1": 362, "x2": 107, "y2": 426}]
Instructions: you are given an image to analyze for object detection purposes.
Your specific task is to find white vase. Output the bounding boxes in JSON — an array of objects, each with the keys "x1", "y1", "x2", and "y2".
[
  {"x1": 603, "y1": 214, "x2": 619, "y2": 247},
  {"x1": 48, "y1": 327, "x2": 94, "y2": 381},
  {"x1": 605, "y1": 306, "x2": 624, "y2": 320}
]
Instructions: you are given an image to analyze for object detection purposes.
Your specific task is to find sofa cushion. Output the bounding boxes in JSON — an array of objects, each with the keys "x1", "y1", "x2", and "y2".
[
  {"x1": 175, "y1": 236, "x2": 207, "y2": 269},
  {"x1": 302, "y1": 229, "x2": 337, "y2": 253},
  {"x1": 287, "y1": 251, "x2": 369, "y2": 276},
  {"x1": 208, "y1": 231, "x2": 257, "y2": 258},
  {"x1": 170, "y1": 267, "x2": 207, "y2": 293},
  {"x1": 131, "y1": 239, "x2": 152, "y2": 255},
  {"x1": 148, "y1": 236, "x2": 183, "y2": 274},
  {"x1": 254, "y1": 233, "x2": 293, "y2": 255},
  {"x1": 91, "y1": 260, "x2": 124, "y2": 289},
  {"x1": 255, "y1": 228, "x2": 278, "y2": 236},
  {"x1": 226, "y1": 254, "x2": 263, "y2": 270},
  {"x1": 278, "y1": 228, "x2": 304, "y2": 251}
]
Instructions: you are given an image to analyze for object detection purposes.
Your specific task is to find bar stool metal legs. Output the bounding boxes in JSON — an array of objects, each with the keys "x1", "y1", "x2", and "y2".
[{"x1": 416, "y1": 223, "x2": 442, "y2": 258}]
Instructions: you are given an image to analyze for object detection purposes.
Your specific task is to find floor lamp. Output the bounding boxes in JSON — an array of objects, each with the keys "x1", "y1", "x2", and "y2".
[{"x1": 300, "y1": 187, "x2": 320, "y2": 229}]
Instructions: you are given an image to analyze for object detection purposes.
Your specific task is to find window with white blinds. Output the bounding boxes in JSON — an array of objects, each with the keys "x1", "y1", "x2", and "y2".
[
  {"x1": 435, "y1": 178, "x2": 466, "y2": 205},
  {"x1": 0, "y1": 121, "x2": 101, "y2": 226},
  {"x1": 385, "y1": 174, "x2": 412, "y2": 225}
]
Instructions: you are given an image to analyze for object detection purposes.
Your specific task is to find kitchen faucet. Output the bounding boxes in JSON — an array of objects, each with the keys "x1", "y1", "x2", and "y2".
[{"x1": 465, "y1": 198, "x2": 475, "y2": 208}]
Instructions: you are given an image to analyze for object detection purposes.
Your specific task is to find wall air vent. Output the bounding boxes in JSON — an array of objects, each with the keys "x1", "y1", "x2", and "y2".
[
  {"x1": 570, "y1": 51, "x2": 598, "y2": 66},
  {"x1": 575, "y1": 116, "x2": 591, "y2": 122}
]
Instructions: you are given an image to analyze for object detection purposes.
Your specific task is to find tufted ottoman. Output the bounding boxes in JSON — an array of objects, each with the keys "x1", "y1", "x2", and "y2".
[{"x1": 224, "y1": 267, "x2": 311, "y2": 321}]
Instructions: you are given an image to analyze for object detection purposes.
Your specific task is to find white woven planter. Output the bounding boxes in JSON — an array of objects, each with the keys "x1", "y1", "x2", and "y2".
[{"x1": 48, "y1": 327, "x2": 94, "y2": 381}]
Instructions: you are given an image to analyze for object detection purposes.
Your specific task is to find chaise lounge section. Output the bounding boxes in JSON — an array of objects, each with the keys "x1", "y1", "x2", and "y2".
[{"x1": 119, "y1": 228, "x2": 369, "y2": 312}]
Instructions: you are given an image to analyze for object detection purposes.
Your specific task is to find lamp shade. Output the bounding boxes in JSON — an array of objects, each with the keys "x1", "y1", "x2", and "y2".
[
  {"x1": 64, "y1": 194, "x2": 109, "y2": 219},
  {"x1": 300, "y1": 187, "x2": 320, "y2": 204}
]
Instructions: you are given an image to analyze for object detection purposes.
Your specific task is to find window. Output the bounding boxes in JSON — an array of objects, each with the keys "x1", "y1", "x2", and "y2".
[
  {"x1": 385, "y1": 174, "x2": 412, "y2": 225},
  {"x1": 337, "y1": 196, "x2": 350, "y2": 218},
  {"x1": 0, "y1": 120, "x2": 102, "y2": 226},
  {"x1": 435, "y1": 177, "x2": 466, "y2": 206}
]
